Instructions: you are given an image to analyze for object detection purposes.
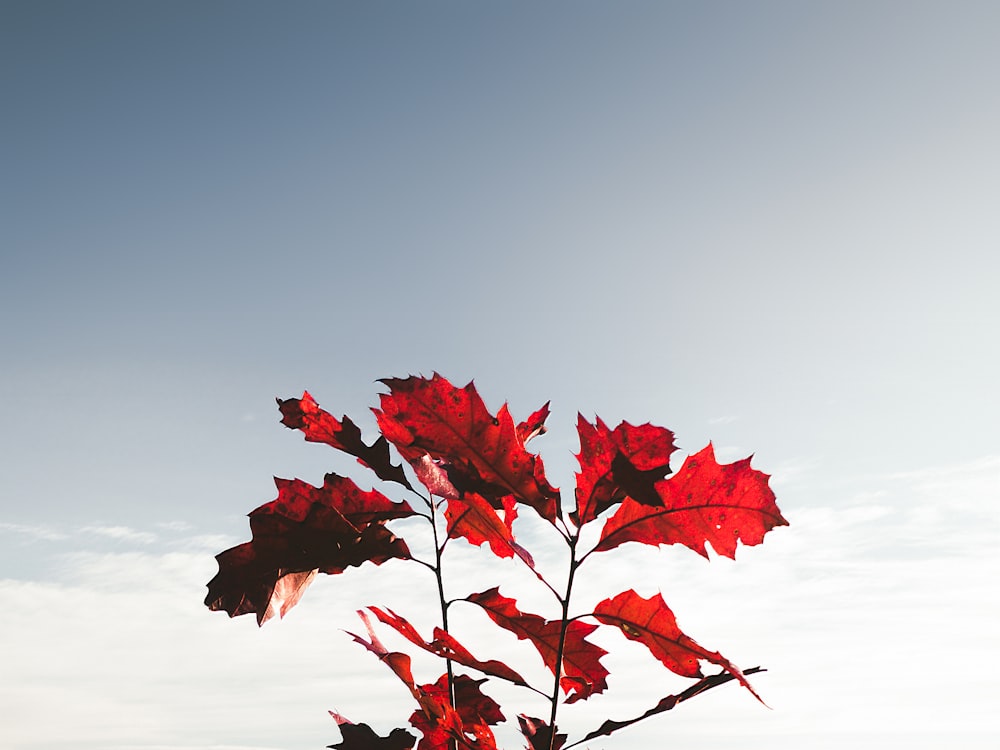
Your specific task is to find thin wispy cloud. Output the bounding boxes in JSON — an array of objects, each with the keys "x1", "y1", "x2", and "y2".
[
  {"x1": 81, "y1": 524, "x2": 158, "y2": 544},
  {"x1": 0, "y1": 521, "x2": 69, "y2": 542}
]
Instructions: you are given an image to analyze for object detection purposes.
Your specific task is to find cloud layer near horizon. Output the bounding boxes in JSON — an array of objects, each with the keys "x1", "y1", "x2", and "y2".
[{"x1": 2, "y1": 454, "x2": 996, "y2": 749}]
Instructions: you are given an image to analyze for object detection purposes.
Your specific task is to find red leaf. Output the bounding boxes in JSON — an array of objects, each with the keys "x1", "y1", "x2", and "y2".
[
  {"x1": 445, "y1": 493, "x2": 535, "y2": 567},
  {"x1": 279, "y1": 392, "x2": 413, "y2": 489},
  {"x1": 574, "y1": 417, "x2": 677, "y2": 525},
  {"x1": 517, "y1": 715, "x2": 566, "y2": 750},
  {"x1": 375, "y1": 374, "x2": 560, "y2": 522},
  {"x1": 205, "y1": 474, "x2": 415, "y2": 624},
  {"x1": 328, "y1": 712, "x2": 416, "y2": 750},
  {"x1": 367, "y1": 606, "x2": 533, "y2": 688},
  {"x1": 592, "y1": 590, "x2": 763, "y2": 703},
  {"x1": 350, "y1": 616, "x2": 500, "y2": 750},
  {"x1": 595, "y1": 444, "x2": 787, "y2": 559},
  {"x1": 409, "y1": 675, "x2": 500, "y2": 750},
  {"x1": 517, "y1": 402, "x2": 551, "y2": 444},
  {"x1": 346, "y1": 611, "x2": 424, "y2": 704},
  {"x1": 572, "y1": 666, "x2": 766, "y2": 745},
  {"x1": 466, "y1": 588, "x2": 608, "y2": 703},
  {"x1": 448, "y1": 674, "x2": 505, "y2": 727}
]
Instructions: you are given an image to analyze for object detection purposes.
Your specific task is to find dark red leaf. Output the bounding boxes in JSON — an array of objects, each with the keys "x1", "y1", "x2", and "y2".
[
  {"x1": 592, "y1": 589, "x2": 763, "y2": 703},
  {"x1": 568, "y1": 667, "x2": 766, "y2": 747},
  {"x1": 595, "y1": 443, "x2": 787, "y2": 559},
  {"x1": 328, "y1": 712, "x2": 416, "y2": 750},
  {"x1": 466, "y1": 588, "x2": 608, "y2": 703},
  {"x1": 278, "y1": 391, "x2": 412, "y2": 489},
  {"x1": 408, "y1": 675, "x2": 499, "y2": 750},
  {"x1": 205, "y1": 474, "x2": 415, "y2": 624},
  {"x1": 517, "y1": 715, "x2": 566, "y2": 750},
  {"x1": 367, "y1": 606, "x2": 533, "y2": 688},
  {"x1": 445, "y1": 493, "x2": 535, "y2": 567},
  {"x1": 450, "y1": 674, "x2": 505, "y2": 727},
  {"x1": 374, "y1": 374, "x2": 560, "y2": 522},
  {"x1": 574, "y1": 417, "x2": 677, "y2": 525}
]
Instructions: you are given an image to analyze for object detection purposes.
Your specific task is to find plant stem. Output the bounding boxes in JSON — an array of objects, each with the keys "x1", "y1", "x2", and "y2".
[
  {"x1": 428, "y1": 495, "x2": 457, "y2": 750},
  {"x1": 547, "y1": 533, "x2": 579, "y2": 750}
]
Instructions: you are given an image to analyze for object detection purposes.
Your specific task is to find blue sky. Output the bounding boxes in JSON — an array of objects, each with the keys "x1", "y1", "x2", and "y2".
[{"x1": 2, "y1": 2, "x2": 998, "y2": 748}]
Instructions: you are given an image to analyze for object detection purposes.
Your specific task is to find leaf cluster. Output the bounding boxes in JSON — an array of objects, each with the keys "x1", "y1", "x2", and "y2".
[{"x1": 206, "y1": 374, "x2": 788, "y2": 749}]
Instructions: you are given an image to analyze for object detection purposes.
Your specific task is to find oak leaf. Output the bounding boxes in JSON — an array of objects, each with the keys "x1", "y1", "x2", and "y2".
[
  {"x1": 466, "y1": 588, "x2": 608, "y2": 703},
  {"x1": 205, "y1": 474, "x2": 415, "y2": 624},
  {"x1": 445, "y1": 493, "x2": 535, "y2": 568},
  {"x1": 278, "y1": 392, "x2": 412, "y2": 489},
  {"x1": 592, "y1": 589, "x2": 763, "y2": 703},
  {"x1": 595, "y1": 443, "x2": 787, "y2": 558},
  {"x1": 574, "y1": 417, "x2": 677, "y2": 525},
  {"x1": 374, "y1": 374, "x2": 560, "y2": 522}
]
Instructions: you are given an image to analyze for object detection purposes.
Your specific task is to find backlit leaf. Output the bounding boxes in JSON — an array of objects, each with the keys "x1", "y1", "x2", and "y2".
[
  {"x1": 466, "y1": 588, "x2": 608, "y2": 703},
  {"x1": 445, "y1": 493, "x2": 535, "y2": 567},
  {"x1": 368, "y1": 606, "x2": 533, "y2": 688},
  {"x1": 574, "y1": 416, "x2": 677, "y2": 525},
  {"x1": 375, "y1": 374, "x2": 560, "y2": 522},
  {"x1": 595, "y1": 443, "x2": 787, "y2": 558},
  {"x1": 592, "y1": 590, "x2": 763, "y2": 703}
]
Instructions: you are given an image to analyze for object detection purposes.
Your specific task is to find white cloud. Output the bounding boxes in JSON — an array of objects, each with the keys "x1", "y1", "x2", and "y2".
[
  {"x1": 80, "y1": 524, "x2": 158, "y2": 544},
  {"x1": 2, "y1": 455, "x2": 998, "y2": 749},
  {"x1": 0, "y1": 521, "x2": 69, "y2": 541}
]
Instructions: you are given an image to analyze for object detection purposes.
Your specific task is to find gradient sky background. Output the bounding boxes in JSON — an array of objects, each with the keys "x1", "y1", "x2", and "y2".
[{"x1": 2, "y1": 2, "x2": 999, "y2": 748}]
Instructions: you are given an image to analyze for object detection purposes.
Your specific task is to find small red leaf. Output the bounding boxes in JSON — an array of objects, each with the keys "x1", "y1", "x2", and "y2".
[
  {"x1": 279, "y1": 392, "x2": 412, "y2": 489},
  {"x1": 517, "y1": 402, "x2": 551, "y2": 444},
  {"x1": 574, "y1": 417, "x2": 677, "y2": 525},
  {"x1": 466, "y1": 588, "x2": 608, "y2": 703},
  {"x1": 328, "y1": 712, "x2": 416, "y2": 750},
  {"x1": 593, "y1": 589, "x2": 763, "y2": 703},
  {"x1": 445, "y1": 493, "x2": 535, "y2": 567},
  {"x1": 517, "y1": 715, "x2": 566, "y2": 750},
  {"x1": 375, "y1": 374, "x2": 560, "y2": 522},
  {"x1": 596, "y1": 443, "x2": 787, "y2": 559},
  {"x1": 368, "y1": 606, "x2": 532, "y2": 688}
]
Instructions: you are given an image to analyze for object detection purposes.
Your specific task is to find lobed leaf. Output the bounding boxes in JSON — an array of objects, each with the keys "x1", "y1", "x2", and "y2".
[
  {"x1": 374, "y1": 374, "x2": 560, "y2": 522},
  {"x1": 278, "y1": 392, "x2": 412, "y2": 489},
  {"x1": 592, "y1": 589, "x2": 763, "y2": 703},
  {"x1": 205, "y1": 474, "x2": 415, "y2": 624},
  {"x1": 466, "y1": 588, "x2": 608, "y2": 703},
  {"x1": 574, "y1": 416, "x2": 676, "y2": 525},
  {"x1": 445, "y1": 493, "x2": 535, "y2": 567},
  {"x1": 595, "y1": 443, "x2": 787, "y2": 558}
]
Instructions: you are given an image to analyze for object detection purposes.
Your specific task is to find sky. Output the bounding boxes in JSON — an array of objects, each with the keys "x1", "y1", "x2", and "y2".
[{"x1": 2, "y1": 1, "x2": 999, "y2": 748}]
